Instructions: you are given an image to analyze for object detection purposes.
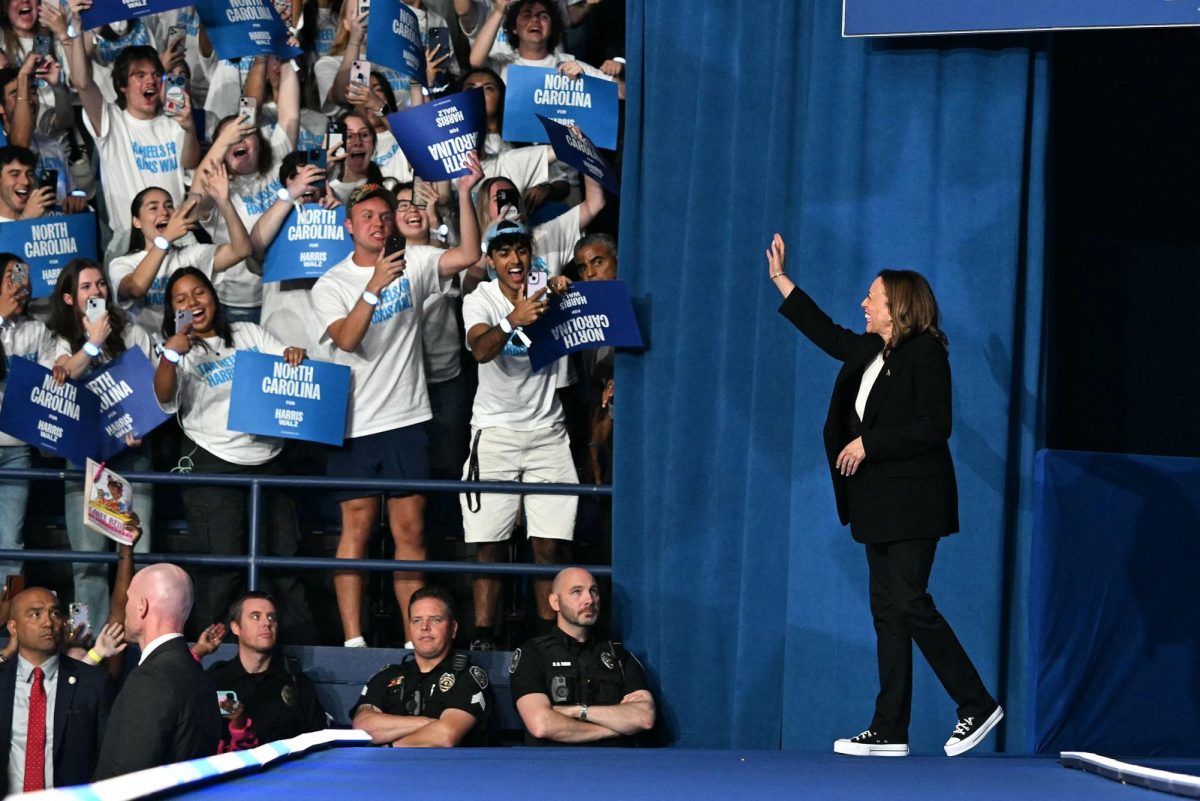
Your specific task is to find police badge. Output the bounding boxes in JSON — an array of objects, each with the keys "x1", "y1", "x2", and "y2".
[
  {"x1": 600, "y1": 650, "x2": 616, "y2": 670},
  {"x1": 470, "y1": 665, "x2": 489, "y2": 689},
  {"x1": 438, "y1": 672, "x2": 455, "y2": 692},
  {"x1": 281, "y1": 685, "x2": 296, "y2": 706},
  {"x1": 509, "y1": 648, "x2": 522, "y2": 674}
]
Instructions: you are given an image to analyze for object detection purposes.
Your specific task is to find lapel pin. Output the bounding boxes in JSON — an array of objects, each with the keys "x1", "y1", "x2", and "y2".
[{"x1": 69, "y1": 676, "x2": 77, "y2": 685}]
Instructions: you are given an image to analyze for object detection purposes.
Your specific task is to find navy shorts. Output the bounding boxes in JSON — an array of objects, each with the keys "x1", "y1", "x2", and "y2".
[{"x1": 326, "y1": 423, "x2": 430, "y2": 502}]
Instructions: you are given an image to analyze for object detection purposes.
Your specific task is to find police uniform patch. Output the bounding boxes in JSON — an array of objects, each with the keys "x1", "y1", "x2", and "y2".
[
  {"x1": 470, "y1": 665, "x2": 489, "y2": 689},
  {"x1": 600, "y1": 651, "x2": 616, "y2": 671},
  {"x1": 387, "y1": 675, "x2": 405, "y2": 689},
  {"x1": 281, "y1": 685, "x2": 296, "y2": 706},
  {"x1": 509, "y1": 648, "x2": 521, "y2": 674},
  {"x1": 438, "y1": 672, "x2": 455, "y2": 692}
]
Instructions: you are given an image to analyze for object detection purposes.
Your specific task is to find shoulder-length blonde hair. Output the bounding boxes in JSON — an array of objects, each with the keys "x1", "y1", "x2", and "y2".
[{"x1": 878, "y1": 269, "x2": 948, "y2": 351}]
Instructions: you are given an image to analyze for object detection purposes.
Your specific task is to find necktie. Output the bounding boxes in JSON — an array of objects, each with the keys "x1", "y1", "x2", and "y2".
[{"x1": 24, "y1": 666, "x2": 47, "y2": 792}]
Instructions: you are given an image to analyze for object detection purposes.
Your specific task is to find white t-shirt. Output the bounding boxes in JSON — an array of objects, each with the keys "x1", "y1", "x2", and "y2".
[
  {"x1": 311, "y1": 246, "x2": 442, "y2": 437},
  {"x1": 260, "y1": 280, "x2": 337, "y2": 362},
  {"x1": 0, "y1": 318, "x2": 55, "y2": 448},
  {"x1": 52, "y1": 322, "x2": 154, "y2": 367},
  {"x1": 422, "y1": 274, "x2": 461, "y2": 384},
  {"x1": 482, "y1": 145, "x2": 551, "y2": 196},
  {"x1": 202, "y1": 126, "x2": 294, "y2": 308},
  {"x1": 484, "y1": 42, "x2": 609, "y2": 83},
  {"x1": 162, "y1": 322, "x2": 287, "y2": 465},
  {"x1": 108, "y1": 244, "x2": 218, "y2": 337},
  {"x1": 374, "y1": 130, "x2": 415, "y2": 182},
  {"x1": 532, "y1": 204, "x2": 582, "y2": 276},
  {"x1": 462, "y1": 279, "x2": 566, "y2": 430},
  {"x1": 84, "y1": 103, "x2": 188, "y2": 237}
]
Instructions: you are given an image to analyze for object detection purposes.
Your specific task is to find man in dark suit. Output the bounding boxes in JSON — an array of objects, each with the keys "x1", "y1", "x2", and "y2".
[
  {"x1": 1, "y1": 587, "x2": 111, "y2": 794},
  {"x1": 93, "y1": 564, "x2": 221, "y2": 780}
]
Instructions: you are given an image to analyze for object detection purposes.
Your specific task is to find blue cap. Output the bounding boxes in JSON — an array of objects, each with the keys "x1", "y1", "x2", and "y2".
[{"x1": 481, "y1": 219, "x2": 530, "y2": 255}]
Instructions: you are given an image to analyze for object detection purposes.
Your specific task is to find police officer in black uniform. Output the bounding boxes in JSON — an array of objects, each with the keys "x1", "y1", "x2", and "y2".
[
  {"x1": 205, "y1": 593, "x2": 328, "y2": 750},
  {"x1": 510, "y1": 567, "x2": 656, "y2": 746},
  {"x1": 351, "y1": 587, "x2": 490, "y2": 747}
]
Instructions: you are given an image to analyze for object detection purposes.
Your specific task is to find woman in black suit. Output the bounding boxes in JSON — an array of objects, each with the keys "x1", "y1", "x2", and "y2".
[{"x1": 766, "y1": 234, "x2": 1002, "y2": 757}]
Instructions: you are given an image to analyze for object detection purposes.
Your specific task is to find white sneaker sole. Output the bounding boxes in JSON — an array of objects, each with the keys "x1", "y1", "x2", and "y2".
[
  {"x1": 944, "y1": 705, "x2": 1004, "y2": 756},
  {"x1": 834, "y1": 740, "x2": 909, "y2": 757}
]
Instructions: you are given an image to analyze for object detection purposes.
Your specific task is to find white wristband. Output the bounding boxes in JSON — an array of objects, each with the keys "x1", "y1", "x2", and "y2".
[
  {"x1": 498, "y1": 316, "x2": 513, "y2": 334},
  {"x1": 153, "y1": 235, "x2": 171, "y2": 252},
  {"x1": 83, "y1": 341, "x2": 101, "y2": 357},
  {"x1": 161, "y1": 348, "x2": 181, "y2": 364},
  {"x1": 361, "y1": 290, "x2": 380, "y2": 306}
]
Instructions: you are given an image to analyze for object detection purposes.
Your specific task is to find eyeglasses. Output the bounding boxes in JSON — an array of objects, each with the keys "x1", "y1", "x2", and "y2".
[{"x1": 395, "y1": 200, "x2": 427, "y2": 210}]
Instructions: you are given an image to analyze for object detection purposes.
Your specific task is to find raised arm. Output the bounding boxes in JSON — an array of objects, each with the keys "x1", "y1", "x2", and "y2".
[
  {"x1": 769, "y1": 234, "x2": 864, "y2": 362},
  {"x1": 575, "y1": 173, "x2": 606, "y2": 230},
  {"x1": 435, "y1": 153, "x2": 483, "y2": 276},
  {"x1": 469, "y1": 0, "x2": 509, "y2": 68},
  {"x1": 201, "y1": 163, "x2": 254, "y2": 271},
  {"x1": 249, "y1": 166, "x2": 324, "y2": 262},
  {"x1": 64, "y1": 0, "x2": 103, "y2": 132},
  {"x1": 328, "y1": 7, "x2": 367, "y2": 106},
  {"x1": 274, "y1": 54, "x2": 301, "y2": 147}
]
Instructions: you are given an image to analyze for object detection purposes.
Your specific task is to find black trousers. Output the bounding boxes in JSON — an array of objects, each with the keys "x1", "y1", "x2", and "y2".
[{"x1": 865, "y1": 538, "x2": 995, "y2": 740}]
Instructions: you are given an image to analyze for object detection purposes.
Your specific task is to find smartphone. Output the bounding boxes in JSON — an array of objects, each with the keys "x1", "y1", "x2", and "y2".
[
  {"x1": 350, "y1": 59, "x2": 370, "y2": 87},
  {"x1": 10, "y1": 262, "x2": 28, "y2": 289},
  {"x1": 384, "y1": 234, "x2": 405, "y2": 258},
  {"x1": 357, "y1": 0, "x2": 370, "y2": 17},
  {"x1": 324, "y1": 119, "x2": 345, "y2": 156},
  {"x1": 411, "y1": 175, "x2": 428, "y2": 208},
  {"x1": 495, "y1": 187, "x2": 519, "y2": 210},
  {"x1": 526, "y1": 269, "x2": 547, "y2": 298},
  {"x1": 217, "y1": 691, "x2": 240, "y2": 716},
  {"x1": 86, "y1": 296, "x2": 105, "y2": 322},
  {"x1": 33, "y1": 34, "x2": 52, "y2": 56},
  {"x1": 68, "y1": 602, "x2": 89, "y2": 633},
  {"x1": 175, "y1": 308, "x2": 194, "y2": 331},
  {"x1": 37, "y1": 168, "x2": 57, "y2": 193},
  {"x1": 303, "y1": 148, "x2": 328, "y2": 192},
  {"x1": 237, "y1": 96, "x2": 257, "y2": 128},
  {"x1": 167, "y1": 24, "x2": 187, "y2": 54},
  {"x1": 164, "y1": 73, "x2": 187, "y2": 117},
  {"x1": 426, "y1": 26, "x2": 450, "y2": 55}
]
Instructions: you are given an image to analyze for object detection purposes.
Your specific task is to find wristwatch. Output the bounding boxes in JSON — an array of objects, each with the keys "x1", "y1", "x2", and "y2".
[
  {"x1": 578, "y1": 705, "x2": 589, "y2": 721},
  {"x1": 361, "y1": 290, "x2": 380, "y2": 306},
  {"x1": 153, "y1": 235, "x2": 171, "y2": 252}
]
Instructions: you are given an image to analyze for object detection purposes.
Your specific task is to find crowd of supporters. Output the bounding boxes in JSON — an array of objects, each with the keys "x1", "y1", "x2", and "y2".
[{"x1": 0, "y1": 0, "x2": 625, "y2": 650}]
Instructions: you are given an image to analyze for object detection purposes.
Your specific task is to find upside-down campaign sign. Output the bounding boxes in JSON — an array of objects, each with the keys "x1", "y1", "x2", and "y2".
[
  {"x1": 262, "y1": 204, "x2": 352, "y2": 282},
  {"x1": 81, "y1": 0, "x2": 191, "y2": 30},
  {"x1": 536, "y1": 116, "x2": 619, "y2": 194},
  {"x1": 503, "y1": 66, "x2": 618, "y2": 150},
  {"x1": 523, "y1": 281, "x2": 643, "y2": 371},
  {"x1": 0, "y1": 351, "x2": 169, "y2": 463},
  {"x1": 387, "y1": 89, "x2": 485, "y2": 181},
  {"x1": 366, "y1": 0, "x2": 425, "y2": 86},
  {"x1": 196, "y1": 0, "x2": 302, "y2": 61},
  {"x1": 227, "y1": 352, "x2": 350, "y2": 446},
  {"x1": 0, "y1": 213, "x2": 99, "y2": 299}
]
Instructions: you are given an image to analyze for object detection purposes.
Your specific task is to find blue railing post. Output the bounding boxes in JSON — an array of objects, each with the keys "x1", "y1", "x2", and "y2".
[{"x1": 247, "y1": 478, "x2": 262, "y2": 591}]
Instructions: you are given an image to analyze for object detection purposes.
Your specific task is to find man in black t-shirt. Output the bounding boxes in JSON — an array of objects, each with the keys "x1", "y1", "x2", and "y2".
[
  {"x1": 206, "y1": 593, "x2": 327, "y2": 751},
  {"x1": 350, "y1": 587, "x2": 490, "y2": 747},
  {"x1": 509, "y1": 567, "x2": 655, "y2": 746}
]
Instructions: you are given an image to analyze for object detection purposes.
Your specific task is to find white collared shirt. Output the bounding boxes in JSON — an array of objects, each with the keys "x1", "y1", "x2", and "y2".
[
  {"x1": 139, "y1": 633, "x2": 184, "y2": 665},
  {"x1": 9, "y1": 654, "x2": 59, "y2": 791}
]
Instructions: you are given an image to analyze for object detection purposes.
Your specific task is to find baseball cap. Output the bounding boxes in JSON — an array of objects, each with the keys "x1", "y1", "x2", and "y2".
[
  {"x1": 346, "y1": 182, "x2": 397, "y2": 214},
  {"x1": 481, "y1": 219, "x2": 530, "y2": 255}
]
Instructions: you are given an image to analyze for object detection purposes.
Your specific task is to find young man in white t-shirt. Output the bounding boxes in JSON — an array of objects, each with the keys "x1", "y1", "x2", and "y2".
[
  {"x1": 460, "y1": 220, "x2": 576, "y2": 647},
  {"x1": 65, "y1": 39, "x2": 200, "y2": 243},
  {"x1": 312, "y1": 159, "x2": 483, "y2": 647}
]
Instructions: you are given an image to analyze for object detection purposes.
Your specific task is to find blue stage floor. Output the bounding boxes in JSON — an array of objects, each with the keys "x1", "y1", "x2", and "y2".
[{"x1": 171, "y1": 747, "x2": 1180, "y2": 801}]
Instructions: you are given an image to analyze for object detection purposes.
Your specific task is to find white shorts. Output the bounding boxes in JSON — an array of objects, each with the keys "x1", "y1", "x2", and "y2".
[{"x1": 460, "y1": 424, "x2": 578, "y2": 543}]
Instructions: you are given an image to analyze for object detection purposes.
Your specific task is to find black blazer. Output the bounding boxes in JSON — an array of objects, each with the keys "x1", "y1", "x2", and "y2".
[
  {"x1": 0, "y1": 655, "x2": 112, "y2": 793},
  {"x1": 93, "y1": 637, "x2": 222, "y2": 781},
  {"x1": 780, "y1": 287, "x2": 959, "y2": 543}
]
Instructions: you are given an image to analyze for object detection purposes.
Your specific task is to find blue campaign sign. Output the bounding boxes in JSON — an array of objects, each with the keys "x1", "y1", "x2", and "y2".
[
  {"x1": 502, "y1": 66, "x2": 618, "y2": 150},
  {"x1": 366, "y1": 0, "x2": 425, "y2": 86},
  {"x1": 82, "y1": 350, "x2": 172, "y2": 457},
  {"x1": 386, "y1": 89, "x2": 485, "y2": 181},
  {"x1": 263, "y1": 204, "x2": 352, "y2": 282},
  {"x1": 843, "y1": 0, "x2": 1200, "y2": 36},
  {"x1": 0, "y1": 358, "x2": 100, "y2": 464},
  {"x1": 227, "y1": 351, "x2": 350, "y2": 446},
  {"x1": 0, "y1": 213, "x2": 99, "y2": 299},
  {"x1": 536, "y1": 115, "x2": 619, "y2": 194},
  {"x1": 196, "y1": 0, "x2": 302, "y2": 60},
  {"x1": 524, "y1": 281, "x2": 643, "y2": 371},
  {"x1": 81, "y1": 0, "x2": 191, "y2": 31}
]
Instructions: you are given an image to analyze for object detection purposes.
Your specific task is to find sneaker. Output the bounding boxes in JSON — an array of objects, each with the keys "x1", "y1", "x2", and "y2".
[
  {"x1": 833, "y1": 730, "x2": 909, "y2": 757},
  {"x1": 470, "y1": 638, "x2": 495, "y2": 652},
  {"x1": 944, "y1": 705, "x2": 1004, "y2": 756}
]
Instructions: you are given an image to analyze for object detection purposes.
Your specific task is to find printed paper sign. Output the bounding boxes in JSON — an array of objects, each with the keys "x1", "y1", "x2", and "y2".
[
  {"x1": 196, "y1": 0, "x2": 302, "y2": 61},
  {"x1": 81, "y1": 0, "x2": 191, "y2": 31},
  {"x1": 366, "y1": 0, "x2": 425, "y2": 86},
  {"x1": 227, "y1": 351, "x2": 350, "y2": 445},
  {"x1": 83, "y1": 349, "x2": 172, "y2": 454},
  {"x1": 0, "y1": 213, "x2": 100, "y2": 299},
  {"x1": 262, "y1": 204, "x2": 353, "y2": 282},
  {"x1": 524, "y1": 280, "x2": 643, "y2": 371},
  {"x1": 536, "y1": 115, "x2": 619, "y2": 194},
  {"x1": 386, "y1": 89, "x2": 485, "y2": 181},
  {"x1": 84, "y1": 460, "x2": 137, "y2": 546},
  {"x1": 502, "y1": 66, "x2": 618, "y2": 150}
]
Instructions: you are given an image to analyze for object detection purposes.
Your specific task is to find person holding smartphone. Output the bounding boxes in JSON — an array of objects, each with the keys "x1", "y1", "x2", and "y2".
[
  {"x1": 0, "y1": 253, "x2": 53, "y2": 582},
  {"x1": 108, "y1": 164, "x2": 252, "y2": 337},
  {"x1": 46, "y1": 258, "x2": 156, "y2": 630},
  {"x1": 0, "y1": 145, "x2": 54, "y2": 221},
  {"x1": 152, "y1": 267, "x2": 316, "y2": 641}
]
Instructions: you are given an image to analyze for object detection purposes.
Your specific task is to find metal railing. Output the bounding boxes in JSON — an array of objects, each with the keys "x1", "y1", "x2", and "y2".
[{"x1": 0, "y1": 467, "x2": 614, "y2": 588}]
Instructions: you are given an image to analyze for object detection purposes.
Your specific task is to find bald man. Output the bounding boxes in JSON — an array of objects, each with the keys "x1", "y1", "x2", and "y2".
[
  {"x1": 509, "y1": 568, "x2": 656, "y2": 746},
  {"x1": 1, "y1": 588, "x2": 111, "y2": 794},
  {"x1": 93, "y1": 565, "x2": 221, "y2": 780}
]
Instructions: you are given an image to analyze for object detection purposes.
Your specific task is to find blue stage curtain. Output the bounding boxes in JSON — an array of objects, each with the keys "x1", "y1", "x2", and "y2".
[{"x1": 613, "y1": 0, "x2": 1048, "y2": 750}]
